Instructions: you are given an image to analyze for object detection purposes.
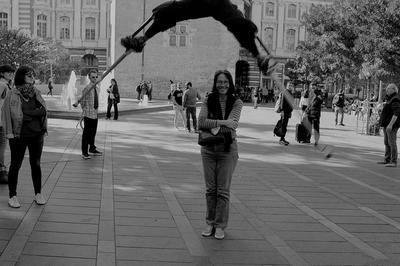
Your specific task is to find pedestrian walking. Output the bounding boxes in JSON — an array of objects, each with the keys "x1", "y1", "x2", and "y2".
[
  {"x1": 120, "y1": 0, "x2": 274, "y2": 74},
  {"x1": 47, "y1": 80, "x2": 53, "y2": 96},
  {"x1": 172, "y1": 82, "x2": 185, "y2": 129},
  {"x1": 136, "y1": 82, "x2": 142, "y2": 100},
  {"x1": 278, "y1": 82, "x2": 294, "y2": 146},
  {"x1": 147, "y1": 81, "x2": 153, "y2": 101},
  {"x1": 79, "y1": 69, "x2": 102, "y2": 159},
  {"x1": 182, "y1": 82, "x2": 201, "y2": 132},
  {"x1": 377, "y1": 83, "x2": 400, "y2": 167},
  {"x1": 333, "y1": 89, "x2": 345, "y2": 126},
  {"x1": 1, "y1": 66, "x2": 47, "y2": 208},
  {"x1": 198, "y1": 69, "x2": 243, "y2": 240},
  {"x1": 304, "y1": 87, "x2": 324, "y2": 146},
  {"x1": 0, "y1": 64, "x2": 15, "y2": 184},
  {"x1": 106, "y1": 78, "x2": 120, "y2": 120}
]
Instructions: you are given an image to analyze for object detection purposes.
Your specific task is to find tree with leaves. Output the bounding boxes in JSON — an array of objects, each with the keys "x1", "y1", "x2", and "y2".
[{"x1": 0, "y1": 28, "x2": 81, "y2": 83}]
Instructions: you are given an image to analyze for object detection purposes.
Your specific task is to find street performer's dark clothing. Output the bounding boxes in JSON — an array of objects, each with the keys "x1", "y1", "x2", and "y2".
[{"x1": 145, "y1": 0, "x2": 259, "y2": 57}]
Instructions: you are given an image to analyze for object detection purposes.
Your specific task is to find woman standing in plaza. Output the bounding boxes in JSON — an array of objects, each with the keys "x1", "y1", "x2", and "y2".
[
  {"x1": 198, "y1": 70, "x2": 243, "y2": 239},
  {"x1": 1, "y1": 66, "x2": 47, "y2": 208},
  {"x1": 305, "y1": 87, "x2": 324, "y2": 146},
  {"x1": 106, "y1": 78, "x2": 120, "y2": 120}
]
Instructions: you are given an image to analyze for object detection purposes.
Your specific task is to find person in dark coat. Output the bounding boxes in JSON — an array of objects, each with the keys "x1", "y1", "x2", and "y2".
[
  {"x1": 120, "y1": 0, "x2": 274, "y2": 73},
  {"x1": 378, "y1": 83, "x2": 400, "y2": 167},
  {"x1": 106, "y1": 78, "x2": 120, "y2": 120},
  {"x1": 278, "y1": 82, "x2": 294, "y2": 146},
  {"x1": 305, "y1": 87, "x2": 324, "y2": 146}
]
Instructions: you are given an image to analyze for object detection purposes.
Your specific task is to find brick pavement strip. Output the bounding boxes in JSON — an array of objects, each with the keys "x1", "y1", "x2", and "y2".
[
  {"x1": 2, "y1": 107, "x2": 400, "y2": 265},
  {"x1": 0, "y1": 130, "x2": 81, "y2": 264},
  {"x1": 97, "y1": 123, "x2": 116, "y2": 266}
]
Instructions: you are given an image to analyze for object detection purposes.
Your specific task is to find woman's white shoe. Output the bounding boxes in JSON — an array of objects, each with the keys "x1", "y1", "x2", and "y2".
[
  {"x1": 8, "y1": 196, "x2": 21, "y2": 208},
  {"x1": 34, "y1": 193, "x2": 46, "y2": 205}
]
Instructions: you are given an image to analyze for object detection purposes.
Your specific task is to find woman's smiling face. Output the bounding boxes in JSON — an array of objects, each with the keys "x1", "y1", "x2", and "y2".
[{"x1": 216, "y1": 73, "x2": 229, "y2": 95}]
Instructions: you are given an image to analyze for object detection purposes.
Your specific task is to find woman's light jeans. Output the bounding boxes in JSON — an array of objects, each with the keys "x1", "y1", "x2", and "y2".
[{"x1": 201, "y1": 141, "x2": 238, "y2": 229}]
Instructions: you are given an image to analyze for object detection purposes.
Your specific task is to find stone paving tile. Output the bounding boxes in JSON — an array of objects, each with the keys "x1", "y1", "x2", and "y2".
[
  {"x1": 23, "y1": 242, "x2": 97, "y2": 258},
  {"x1": 47, "y1": 198, "x2": 101, "y2": 208},
  {"x1": 115, "y1": 208, "x2": 172, "y2": 218},
  {"x1": 265, "y1": 222, "x2": 331, "y2": 232},
  {"x1": 277, "y1": 231, "x2": 346, "y2": 242},
  {"x1": 352, "y1": 232, "x2": 400, "y2": 242},
  {"x1": 339, "y1": 224, "x2": 400, "y2": 233},
  {"x1": 300, "y1": 252, "x2": 379, "y2": 265},
  {"x1": 51, "y1": 192, "x2": 102, "y2": 201},
  {"x1": 201, "y1": 239, "x2": 277, "y2": 252},
  {"x1": 115, "y1": 202, "x2": 168, "y2": 210},
  {"x1": 29, "y1": 231, "x2": 98, "y2": 245},
  {"x1": 117, "y1": 261, "x2": 194, "y2": 266},
  {"x1": 115, "y1": 216, "x2": 176, "y2": 227},
  {"x1": 17, "y1": 255, "x2": 96, "y2": 266},
  {"x1": 286, "y1": 240, "x2": 362, "y2": 253},
  {"x1": 116, "y1": 226, "x2": 181, "y2": 238},
  {"x1": 0, "y1": 229, "x2": 14, "y2": 240},
  {"x1": 116, "y1": 235, "x2": 186, "y2": 249},
  {"x1": 209, "y1": 250, "x2": 289, "y2": 265},
  {"x1": 43, "y1": 205, "x2": 100, "y2": 215},
  {"x1": 39, "y1": 212, "x2": 99, "y2": 224},
  {"x1": 116, "y1": 247, "x2": 193, "y2": 262},
  {"x1": 34, "y1": 221, "x2": 98, "y2": 234}
]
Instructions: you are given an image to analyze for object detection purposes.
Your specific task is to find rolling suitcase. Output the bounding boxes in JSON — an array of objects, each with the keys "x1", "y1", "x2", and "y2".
[{"x1": 296, "y1": 123, "x2": 309, "y2": 143}]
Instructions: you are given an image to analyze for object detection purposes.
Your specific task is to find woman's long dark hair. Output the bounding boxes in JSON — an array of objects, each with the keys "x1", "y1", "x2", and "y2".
[
  {"x1": 211, "y1": 70, "x2": 235, "y2": 96},
  {"x1": 14, "y1": 66, "x2": 34, "y2": 86},
  {"x1": 110, "y1": 78, "x2": 118, "y2": 90}
]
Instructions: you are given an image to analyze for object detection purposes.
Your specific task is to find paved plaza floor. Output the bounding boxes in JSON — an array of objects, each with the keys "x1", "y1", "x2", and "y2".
[{"x1": 0, "y1": 103, "x2": 399, "y2": 265}]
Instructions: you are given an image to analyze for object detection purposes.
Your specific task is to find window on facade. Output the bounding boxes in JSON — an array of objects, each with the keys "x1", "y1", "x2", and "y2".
[
  {"x1": 60, "y1": 0, "x2": 71, "y2": 5},
  {"x1": 0, "y1": 12, "x2": 8, "y2": 30},
  {"x1": 85, "y1": 17, "x2": 96, "y2": 40},
  {"x1": 168, "y1": 24, "x2": 187, "y2": 47},
  {"x1": 264, "y1": 27, "x2": 274, "y2": 50},
  {"x1": 265, "y1": 2, "x2": 275, "y2": 17},
  {"x1": 286, "y1": 29, "x2": 296, "y2": 51},
  {"x1": 37, "y1": 14, "x2": 47, "y2": 38},
  {"x1": 288, "y1": 4, "x2": 297, "y2": 18},
  {"x1": 60, "y1": 16, "x2": 70, "y2": 40},
  {"x1": 86, "y1": 0, "x2": 96, "y2": 5}
]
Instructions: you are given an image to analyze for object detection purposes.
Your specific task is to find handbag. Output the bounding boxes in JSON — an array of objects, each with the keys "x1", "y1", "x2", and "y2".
[
  {"x1": 273, "y1": 118, "x2": 284, "y2": 137},
  {"x1": 198, "y1": 127, "x2": 225, "y2": 146}
]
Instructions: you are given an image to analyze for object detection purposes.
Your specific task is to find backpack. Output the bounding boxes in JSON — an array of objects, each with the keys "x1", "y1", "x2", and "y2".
[{"x1": 274, "y1": 92, "x2": 283, "y2": 113}]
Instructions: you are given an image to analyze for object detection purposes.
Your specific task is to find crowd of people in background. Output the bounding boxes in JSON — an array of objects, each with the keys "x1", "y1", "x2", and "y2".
[{"x1": 135, "y1": 80, "x2": 153, "y2": 102}]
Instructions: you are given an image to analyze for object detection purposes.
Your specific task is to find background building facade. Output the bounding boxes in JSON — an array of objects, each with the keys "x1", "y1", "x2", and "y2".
[
  {"x1": 113, "y1": 0, "x2": 332, "y2": 98},
  {"x1": 0, "y1": 0, "x2": 112, "y2": 75}
]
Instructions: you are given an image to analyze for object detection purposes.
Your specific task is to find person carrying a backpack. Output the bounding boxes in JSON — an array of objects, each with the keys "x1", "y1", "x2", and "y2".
[{"x1": 333, "y1": 89, "x2": 345, "y2": 126}]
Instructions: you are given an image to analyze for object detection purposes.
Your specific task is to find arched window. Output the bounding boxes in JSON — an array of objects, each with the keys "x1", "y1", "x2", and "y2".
[
  {"x1": 0, "y1": 12, "x2": 8, "y2": 29},
  {"x1": 288, "y1": 4, "x2": 297, "y2": 18},
  {"x1": 265, "y1": 2, "x2": 275, "y2": 17},
  {"x1": 37, "y1": 14, "x2": 47, "y2": 38},
  {"x1": 264, "y1": 27, "x2": 274, "y2": 50},
  {"x1": 286, "y1": 29, "x2": 296, "y2": 51},
  {"x1": 85, "y1": 17, "x2": 96, "y2": 40},
  {"x1": 60, "y1": 16, "x2": 70, "y2": 40}
]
